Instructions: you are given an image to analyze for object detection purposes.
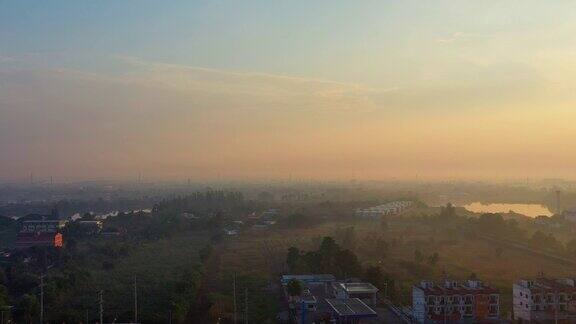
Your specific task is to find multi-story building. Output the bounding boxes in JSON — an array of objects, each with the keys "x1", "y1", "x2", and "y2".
[
  {"x1": 513, "y1": 277, "x2": 576, "y2": 322},
  {"x1": 412, "y1": 280, "x2": 500, "y2": 323}
]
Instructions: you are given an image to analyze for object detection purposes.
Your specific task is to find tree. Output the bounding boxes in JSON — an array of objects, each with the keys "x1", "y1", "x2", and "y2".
[
  {"x1": 286, "y1": 247, "x2": 300, "y2": 272},
  {"x1": 427, "y1": 252, "x2": 439, "y2": 266},
  {"x1": 566, "y1": 239, "x2": 576, "y2": 256},
  {"x1": 495, "y1": 247, "x2": 504, "y2": 258},
  {"x1": 363, "y1": 266, "x2": 385, "y2": 291},
  {"x1": 336, "y1": 249, "x2": 362, "y2": 278},
  {"x1": 380, "y1": 217, "x2": 389, "y2": 230},
  {"x1": 414, "y1": 250, "x2": 424, "y2": 264},
  {"x1": 0, "y1": 284, "x2": 8, "y2": 306},
  {"x1": 199, "y1": 244, "x2": 214, "y2": 264},
  {"x1": 19, "y1": 294, "x2": 39, "y2": 324},
  {"x1": 439, "y1": 203, "x2": 456, "y2": 220},
  {"x1": 286, "y1": 279, "x2": 303, "y2": 297},
  {"x1": 337, "y1": 227, "x2": 357, "y2": 250},
  {"x1": 102, "y1": 261, "x2": 114, "y2": 271},
  {"x1": 319, "y1": 237, "x2": 338, "y2": 255}
]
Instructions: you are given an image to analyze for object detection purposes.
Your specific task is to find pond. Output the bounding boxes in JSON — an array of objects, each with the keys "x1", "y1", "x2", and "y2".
[{"x1": 462, "y1": 202, "x2": 552, "y2": 218}]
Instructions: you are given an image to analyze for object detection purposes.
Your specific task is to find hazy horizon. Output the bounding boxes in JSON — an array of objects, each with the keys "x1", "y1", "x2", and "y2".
[{"x1": 3, "y1": 1, "x2": 576, "y2": 182}]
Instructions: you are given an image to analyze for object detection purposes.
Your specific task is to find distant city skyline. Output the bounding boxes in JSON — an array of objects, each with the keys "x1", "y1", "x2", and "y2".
[{"x1": 2, "y1": 1, "x2": 576, "y2": 182}]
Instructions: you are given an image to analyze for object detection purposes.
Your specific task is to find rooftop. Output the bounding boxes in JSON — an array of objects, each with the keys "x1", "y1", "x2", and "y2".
[
  {"x1": 326, "y1": 298, "x2": 378, "y2": 318},
  {"x1": 281, "y1": 274, "x2": 336, "y2": 284},
  {"x1": 518, "y1": 278, "x2": 576, "y2": 292},
  {"x1": 416, "y1": 280, "x2": 499, "y2": 296},
  {"x1": 335, "y1": 282, "x2": 379, "y2": 294}
]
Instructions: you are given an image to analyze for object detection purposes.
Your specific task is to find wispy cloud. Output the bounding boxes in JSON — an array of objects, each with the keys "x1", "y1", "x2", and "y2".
[{"x1": 436, "y1": 32, "x2": 492, "y2": 44}]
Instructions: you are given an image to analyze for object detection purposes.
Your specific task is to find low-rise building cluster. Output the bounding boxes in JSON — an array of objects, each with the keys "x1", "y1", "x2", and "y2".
[
  {"x1": 355, "y1": 201, "x2": 413, "y2": 218},
  {"x1": 281, "y1": 274, "x2": 381, "y2": 323}
]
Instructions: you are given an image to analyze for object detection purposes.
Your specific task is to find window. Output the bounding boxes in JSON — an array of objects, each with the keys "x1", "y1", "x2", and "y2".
[
  {"x1": 489, "y1": 295, "x2": 498, "y2": 304},
  {"x1": 465, "y1": 295, "x2": 473, "y2": 305},
  {"x1": 489, "y1": 305, "x2": 498, "y2": 315}
]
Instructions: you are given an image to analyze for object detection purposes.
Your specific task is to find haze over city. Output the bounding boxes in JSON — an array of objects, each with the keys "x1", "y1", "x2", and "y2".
[{"x1": 2, "y1": 1, "x2": 576, "y2": 182}]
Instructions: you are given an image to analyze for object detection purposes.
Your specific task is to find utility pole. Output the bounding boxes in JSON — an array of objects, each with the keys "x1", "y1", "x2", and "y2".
[
  {"x1": 134, "y1": 276, "x2": 138, "y2": 324},
  {"x1": 233, "y1": 274, "x2": 237, "y2": 324},
  {"x1": 98, "y1": 290, "x2": 103, "y2": 324},
  {"x1": 244, "y1": 288, "x2": 248, "y2": 324},
  {"x1": 554, "y1": 288, "x2": 559, "y2": 324},
  {"x1": 40, "y1": 273, "x2": 45, "y2": 324}
]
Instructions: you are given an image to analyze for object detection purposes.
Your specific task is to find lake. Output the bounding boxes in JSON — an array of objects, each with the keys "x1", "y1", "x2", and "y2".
[{"x1": 462, "y1": 202, "x2": 552, "y2": 218}]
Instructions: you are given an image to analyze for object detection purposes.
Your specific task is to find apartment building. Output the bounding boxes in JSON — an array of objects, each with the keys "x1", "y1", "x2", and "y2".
[
  {"x1": 513, "y1": 277, "x2": 576, "y2": 322},
  {"x1": 412, "y1": 280, "x2": 500, "y2": 323}
]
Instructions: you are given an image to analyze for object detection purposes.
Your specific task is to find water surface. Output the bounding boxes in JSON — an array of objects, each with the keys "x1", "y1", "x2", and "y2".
[{"x1": 462, "y1": 202, "x2": 552, "y2": 218}]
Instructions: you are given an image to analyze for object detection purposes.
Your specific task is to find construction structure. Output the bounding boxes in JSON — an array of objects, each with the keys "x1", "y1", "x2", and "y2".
[
  {"x1": 513, "y1": 277, "x2": 576, "y2": 322},
  {"x1": 412, "y1": 280, "x2": 500, "y2": 323}
]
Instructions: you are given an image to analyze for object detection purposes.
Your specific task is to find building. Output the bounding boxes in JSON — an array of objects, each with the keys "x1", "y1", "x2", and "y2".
[
  {"x1": 513, "y1": 277, "x2": 576, "y2": 322},
  {"x1": 281, "y1": 274, "x2": 336, "y2": 287},
  {"x1": 326, "y1": 298, "x2": 378, "y2": 323},
  {"x1": 78, "y1": 220, "x2": 103, "y2": 234},
  {"x1": 564, "y1": 209, "x2": 576, "y2": 224},
  {"x1": 412, "y1": 280, "x2": 500, "y2": 323},
  {"x1": 15, "y1": 216, "x2": 65, "y2": 249},
  {"x1": 21, "y1": 219, "x2": 66, "y2": 233},
  {"x1": 332, "y1": 282, "x2": 379, "y2": 305},
  {"x1": 15, "y1": 232, "x2": 63, "y2": 249},
  {"x1": 355, "y1": 201, "x2": 413, "y2": 219}
]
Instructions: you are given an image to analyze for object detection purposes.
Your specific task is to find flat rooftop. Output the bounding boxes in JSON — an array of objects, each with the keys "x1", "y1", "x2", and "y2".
[
  {"x1": 335, "y1": 282, "x2": 379, "y2": 294},
  {"x1": 281, "y1": 274, "x2": 336, "y2": 283},
  {"x1": 326, "y1": 298, "x2": 378, "y2": 318}
]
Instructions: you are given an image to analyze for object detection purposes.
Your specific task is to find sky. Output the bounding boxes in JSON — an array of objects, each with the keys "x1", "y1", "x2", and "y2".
[{"x1": 2, "y1": 0, "x2": 576, "y2": 182}]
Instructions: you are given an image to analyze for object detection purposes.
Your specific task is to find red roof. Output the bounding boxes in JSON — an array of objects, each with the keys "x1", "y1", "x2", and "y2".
[{"x1": 15, "y1": 232, "x2": 63, "y2": 248}]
